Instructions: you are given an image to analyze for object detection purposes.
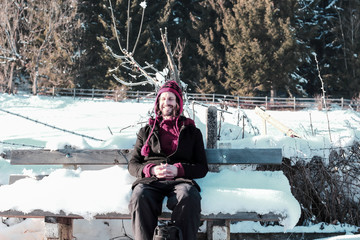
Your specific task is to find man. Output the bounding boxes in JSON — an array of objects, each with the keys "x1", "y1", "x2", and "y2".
[{"x1": 128, "y1": 80, "x2": 209, "y2": 240}]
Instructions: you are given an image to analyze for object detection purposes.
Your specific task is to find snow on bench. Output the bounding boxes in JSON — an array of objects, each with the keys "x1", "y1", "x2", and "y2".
[{"x1": 0, "y1": 148, "x2": 300, "y2": 240}]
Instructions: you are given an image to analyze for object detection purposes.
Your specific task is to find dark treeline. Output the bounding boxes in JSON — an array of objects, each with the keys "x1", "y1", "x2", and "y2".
[{"x1": 1, "y1": 0, "x2": 360, "y2": 98}]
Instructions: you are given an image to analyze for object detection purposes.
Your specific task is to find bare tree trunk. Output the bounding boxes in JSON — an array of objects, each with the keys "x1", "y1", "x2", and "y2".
[
  {"x1": 32, "y1": 51, "x2": 42, "y2": 95},
  {"x1": 336, "y1": 8, "x2": 348, "y2": 71},
  {"x1": 270, "y1": 84, "x2": 277, "y2": 103},
  {"x1": 7, "y1": 62, "x2": 15, "y2": 94},
  {"x1": 160, "y1": 28, "x2": 180, "y2": 85}
]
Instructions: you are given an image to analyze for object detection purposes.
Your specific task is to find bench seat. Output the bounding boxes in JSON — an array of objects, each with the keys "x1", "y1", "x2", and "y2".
[
  {"x1": 0, "y1": 148, "x2": 301, "y2": 240},
  {"x1": 0, "y1": 209, "x2": 282, "y2": 222}
]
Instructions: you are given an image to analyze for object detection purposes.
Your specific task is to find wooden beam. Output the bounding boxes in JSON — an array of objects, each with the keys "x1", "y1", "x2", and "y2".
[
  {"x1": 206, "y1": 148, "x2": 282, "y2": 165},
  {"x1": 45, "y1": 217, "x2": 73, "y2": 240},
  {"x1": 0, "y1": 209, "x2": 283, "y2": 222},
  {"x1": 206, "y1": 106, "x2": 218, "y2": 149},
  {"x1": 7, "y1": 148, "x2": 282, "y2": 165},
  {"x1": 8, "y1": 149, "x2": 132, "y2": 165},
  {"x1": 9, "y1": 174, "x2": 48, "y2": 184},
  {"x1": 207, "y1": 220, "x2": 230, "y2": 240},
  {"x1": 8, "y1": 148, "x2": 283, "y2": 165},
  {"x1": 255, "y1": 106, "x2": 301, "y2": 138}
]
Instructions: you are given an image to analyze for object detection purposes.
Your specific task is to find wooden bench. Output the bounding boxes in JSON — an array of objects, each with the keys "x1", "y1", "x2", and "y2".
[{"x1": 0, "y1": 147, "x2": 284, "y2": 240}]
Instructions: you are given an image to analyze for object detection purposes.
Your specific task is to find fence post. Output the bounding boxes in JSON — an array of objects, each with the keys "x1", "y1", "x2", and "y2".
[
  {"x1": 341, "y1": 97, "x2": 344, "y2": 109},
  {"x1": 52, "y1": 87, "x2": 55, "y2": 98},
  {"x1": 192, "y1": 101, "x2": 195, "y2": 121},
  {"x1": 45, "y1": 217, "x2": 73, "y2": 240},
  {"x1": 242, "y1": 117, "x2": 245, "y2": 139},
  {"x1": 92, "y1": 88, "x2": 95, "y2": 100},
  {"x1": 115, "y1": 90, "x2": 118, "y2": 102},
  {"x1": 206, "y1": 106, "x2": 217, "y2": 149},
  {"x1": 293, "y1": 97, "x2": 296, "y2": 111},
  {"x1": 73, "y1": 88, "x2": 76, "y2": 99},
  {"x1": 265, "y1": 96, "x2": 268, "y2": 110},
  {"x1": 212, "y1": 94, "x2": 215, "y2": 104}
]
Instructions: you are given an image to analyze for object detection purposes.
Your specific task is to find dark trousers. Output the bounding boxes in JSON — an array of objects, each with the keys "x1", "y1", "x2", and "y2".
[{"x1": 128, "y1": 181, "x2": 201, "y2": 240}]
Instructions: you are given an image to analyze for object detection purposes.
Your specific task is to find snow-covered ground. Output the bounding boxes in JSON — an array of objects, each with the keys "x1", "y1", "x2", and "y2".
[{"x1": 0, "y1": 93, "x2": 360, "y2": 240}]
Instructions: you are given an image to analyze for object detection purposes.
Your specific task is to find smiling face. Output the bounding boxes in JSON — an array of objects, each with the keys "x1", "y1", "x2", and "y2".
[{"x1": 158, "y1": 91, "x2": 178, "y2": 119}]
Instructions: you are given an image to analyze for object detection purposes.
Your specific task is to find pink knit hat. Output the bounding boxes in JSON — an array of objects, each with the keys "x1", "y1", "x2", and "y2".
[{"x1": 141, "y1": 80, "x2": 183, "y2": 156}]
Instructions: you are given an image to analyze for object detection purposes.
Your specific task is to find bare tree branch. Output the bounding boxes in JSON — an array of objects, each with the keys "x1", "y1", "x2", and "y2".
[
  {"x1": 126, "y1": 0, "x2": 131, "y2": 51},
  {"x1": 112, "y1": 74, "x2": 150, "y2": 86},
  {"x1": 173, "y1": 38, "x2": 186, "y2": 78},
  {"x1": 160, "y1": 28, "x2": 180, "y2": 85},
  {"x1": 109, "y1": 0, "x2": 124, "y2": 54},
  {"x1": 107, "y1": 1, "x2": 186, "y2": 92},
  {"x1": 131, "y1": 3, "x2": 146, "y2": 55}
]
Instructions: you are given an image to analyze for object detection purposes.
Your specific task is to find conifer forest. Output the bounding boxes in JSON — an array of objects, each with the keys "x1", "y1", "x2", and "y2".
[{"x1": 1, "y1": 0, "x2": 360, "y2": 99}]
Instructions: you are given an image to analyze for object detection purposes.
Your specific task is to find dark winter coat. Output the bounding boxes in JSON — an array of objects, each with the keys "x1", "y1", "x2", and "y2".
[{"x1": 128, "y1": 116, "x2": 208, "y2": 191}]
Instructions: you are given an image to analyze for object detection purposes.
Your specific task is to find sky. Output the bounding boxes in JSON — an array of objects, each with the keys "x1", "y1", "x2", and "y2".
[{"x1": 0, "y1": 93, "x2": 360, "y2": 240}]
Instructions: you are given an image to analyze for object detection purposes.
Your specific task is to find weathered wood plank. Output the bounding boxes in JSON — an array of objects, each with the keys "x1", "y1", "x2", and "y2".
[
  {"x1": 206, "y1": 106, "x2": 218, "y2": 149},
  {"x1": 7, "y1": 148, "x2": 282, "y2": 165},
  {"x1": 8, "y1": 149, "x2": 132, "y2": 165},
  {"x1": 9, "y1": 174, "x2": 48, "y2": 184},
  {"x1": 0, "y1": 209, "x2": 283, "y2": 222},
  {"x1": 44, "y1": 217, "x2": 73, "y2": 240},
  {"x1": 205, "y1": 148, "x2": 282, "y2": 165}
]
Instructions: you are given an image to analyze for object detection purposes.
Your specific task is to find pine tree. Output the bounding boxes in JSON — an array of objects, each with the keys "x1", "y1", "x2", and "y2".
[
  {"x1": 327, "y1": 0, "x2": 360, "y2": 97},
  {"x1": 291, "y1": 0, "x2": 322, "y2": 97},
  {"x1": 191, "y1": 0, "x2": 228, "y2": 94},
  {"x1": 162, "y1": 0, "x2": 223, "y2": 93},
  {"x1": 222, "y1": 0, "x2": 300, "y2": 97},
  {"x1": 76, "y1": 1, "x2": 131, "y2": 89},
  {"x1": 295, "y1": 0, "x2": 360, "y2": 98}
]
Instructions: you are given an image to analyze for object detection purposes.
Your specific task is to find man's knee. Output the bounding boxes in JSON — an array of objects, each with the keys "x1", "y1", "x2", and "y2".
[
  {"x1": 171, "y1": 184, "x2": 201, "y2": 209},
  {"x1": 129, "y1": 184, "x2": 163, "y2": 213},
  {"x1": 129, "y1": 184, "x2": 152, "y2": 209},
  {"x1": 178, "y1": 184, "x2": 201, "y2": 199}
]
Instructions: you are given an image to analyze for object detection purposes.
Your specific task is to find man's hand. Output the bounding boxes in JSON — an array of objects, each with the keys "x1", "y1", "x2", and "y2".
[{"x1": 151, "y1": 163, "x2": 178, "y2": 179}]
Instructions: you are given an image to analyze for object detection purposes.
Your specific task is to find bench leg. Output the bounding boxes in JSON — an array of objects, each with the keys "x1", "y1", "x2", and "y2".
[
  {"x1": 44, "y1": 217, "x2": 73, "y2": 240},
  {"x1": 206, "y1": 220, "x2": 230, "y2": 240}
]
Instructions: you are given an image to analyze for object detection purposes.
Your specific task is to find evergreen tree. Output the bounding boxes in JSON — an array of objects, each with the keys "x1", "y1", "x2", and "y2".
[
  {"x1": 75, "y1": 1, "x2": 110, "y2": 89},
  {"x1": 222, "y1": 0, "x2": 300, "y2": 97},
  {"x1": 299, "y1": 0, "x2": 344, "y2": 97},
  {"x1": 328, "y1": 0, "x2": 360, "y2": 97},
  {"x1": 292, "y1": 0, "x2": 322, "y2": 97},
  {"x1": 296, "y1": 0, "x2": 360, "y2": 98},
  {"x1": 163, "y1": 0, "x2": 219, "y2": 93},
  {"x1": 191, "y1": 0, "x2": 229, "y2": 94}
]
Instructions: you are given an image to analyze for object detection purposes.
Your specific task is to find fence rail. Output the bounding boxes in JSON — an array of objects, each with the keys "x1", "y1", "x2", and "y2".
[{"x1": 13, "y1": 87, "x2": 360, "y2": 111}]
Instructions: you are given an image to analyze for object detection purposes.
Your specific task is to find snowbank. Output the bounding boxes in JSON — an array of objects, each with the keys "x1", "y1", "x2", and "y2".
[{"x1": 0, "y1": 166, "x2": 300, "y2": 229}]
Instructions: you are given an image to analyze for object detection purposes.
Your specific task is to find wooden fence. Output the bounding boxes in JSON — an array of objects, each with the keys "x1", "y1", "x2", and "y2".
[{"x1": 19, "y1": 87, "x2": 360, "y2": 111}]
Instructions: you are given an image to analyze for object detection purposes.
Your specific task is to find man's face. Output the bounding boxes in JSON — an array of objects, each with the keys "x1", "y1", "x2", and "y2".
[{"x1": 159, "y1": 91, "x2": 177, "y2": 118}]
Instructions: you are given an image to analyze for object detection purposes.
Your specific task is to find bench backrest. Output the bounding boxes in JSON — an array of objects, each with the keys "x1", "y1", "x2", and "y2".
[{"x1": 5, "y1": 148, "x2": 282, "y2": 165}]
